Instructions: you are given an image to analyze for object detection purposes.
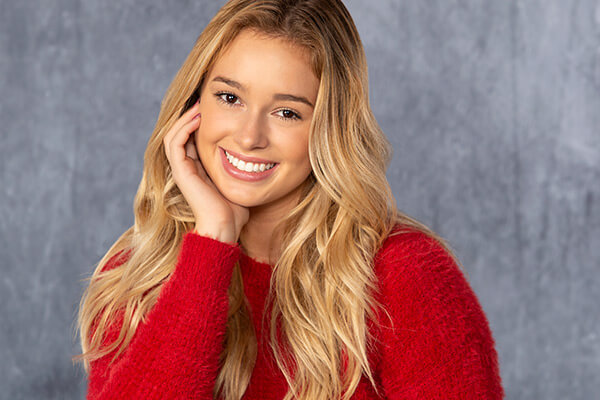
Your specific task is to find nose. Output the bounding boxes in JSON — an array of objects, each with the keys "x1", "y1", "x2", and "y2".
[{"x1": 233, "y1": 111, "x2": 269, "y2": 150}]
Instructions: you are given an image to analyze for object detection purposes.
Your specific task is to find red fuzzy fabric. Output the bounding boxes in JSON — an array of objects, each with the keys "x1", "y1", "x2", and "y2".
[{"x1": 85, "y1": 224, "x2": 504, "y2": 399}]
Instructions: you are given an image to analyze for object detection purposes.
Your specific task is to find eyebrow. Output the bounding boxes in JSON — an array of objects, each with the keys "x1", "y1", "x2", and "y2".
[{"x1": 211, "y1": 75, "x2": 314, "y2": 108}]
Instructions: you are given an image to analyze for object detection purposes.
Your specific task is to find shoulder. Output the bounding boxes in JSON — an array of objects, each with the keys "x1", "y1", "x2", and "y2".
[
  {"x1": 373, "y1": 223, "x2": 490, "y2": 337},
  {"x1": 371, "y1": 225, "x2": 504, "y2": 397},
  {"x1": 374, "y1": 224, "x2": 456, "y2": 281}
]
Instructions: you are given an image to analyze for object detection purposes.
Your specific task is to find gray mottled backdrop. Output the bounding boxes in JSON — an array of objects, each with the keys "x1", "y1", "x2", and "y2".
[{"x1": 1, "y1": 0, "x2": 598, "y2": 399}]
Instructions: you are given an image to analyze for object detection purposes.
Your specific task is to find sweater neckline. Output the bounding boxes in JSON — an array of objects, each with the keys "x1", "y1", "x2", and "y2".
[
  {"x1": 240, "y1": 251, "x2": 275, "y2": 269},
  {"x1": 239, "y1": 251, "x2": 275, "y2": 295}
]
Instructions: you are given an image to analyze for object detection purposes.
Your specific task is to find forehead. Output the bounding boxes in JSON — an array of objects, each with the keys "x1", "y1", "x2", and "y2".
[
  {"x1": 205, "y1": 30, "x2": 319, "y2": 95},
  {"x1": 221, "y1": 29, "x2": 311, "y2": 63}
]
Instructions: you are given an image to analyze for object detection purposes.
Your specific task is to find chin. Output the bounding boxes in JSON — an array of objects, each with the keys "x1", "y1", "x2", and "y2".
[{"x1": 216, "y1": 184, "x2": 268, "y2": 208}]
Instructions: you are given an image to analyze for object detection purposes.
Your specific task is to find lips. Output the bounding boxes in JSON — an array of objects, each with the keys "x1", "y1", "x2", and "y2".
[
  {"x1": 219, "y1": 147, "x2": 278, "y2": 182},
  {"x1": 220, "y1": 146, "x2": 277, "y2": 165}
]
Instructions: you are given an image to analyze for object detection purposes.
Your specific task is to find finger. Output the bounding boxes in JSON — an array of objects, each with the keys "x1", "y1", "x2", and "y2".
[
  {"x1": 173, "y1": 116, "x2": 201, "y2": 151},
  {"x1": 169, "y1": 117, "x2": 201, "y2": 163},
  {"x1": 192, "y1": 157, "x2": 209, "y2": 180},
  {"x1": 164, "y1": 102, "x2": 200, "y2": 144},
  {"x1": 185, "y1": 135, "x2": 198, "y2": 160},
  {"x1": 165, "y1": 104, "x2": 199, "y2": 145}
]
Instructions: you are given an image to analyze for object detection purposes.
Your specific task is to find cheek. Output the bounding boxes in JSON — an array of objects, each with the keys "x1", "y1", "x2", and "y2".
[
  {"x1": 197, "y1": 98, "x2": 238, "y2": 128},
  {"x1": 296, "y1": 146, "x2": 310, "y2": 167},
  {"x1": 195, "y1": 109, "x2": 226, "y2": 143},
  {"x1": 290, "y1": 133, "x2": 310, "y2": 161},
  {"x1": 278, "y1": 135, "x2": 310, "y2": 171}
]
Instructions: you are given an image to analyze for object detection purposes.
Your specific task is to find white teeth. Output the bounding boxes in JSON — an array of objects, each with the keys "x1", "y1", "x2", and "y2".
[{"x1": 225, "y1": 150, "x2": 275, "y2": 173}]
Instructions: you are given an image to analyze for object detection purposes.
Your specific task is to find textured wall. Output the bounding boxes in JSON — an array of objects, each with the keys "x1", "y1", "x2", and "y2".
[{"x1": 1, "y1": 1, "x2": 598, "y2": 399}]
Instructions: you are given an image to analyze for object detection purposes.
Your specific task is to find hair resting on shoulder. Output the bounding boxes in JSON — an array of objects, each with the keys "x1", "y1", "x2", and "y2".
[{"x1": 72, "y1": 1, "x2": 462, "y2": 399}]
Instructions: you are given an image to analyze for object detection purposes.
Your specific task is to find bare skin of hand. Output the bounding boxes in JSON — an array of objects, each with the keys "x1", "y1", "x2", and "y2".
[{"x1": 162, "y1": 101, "x2": 249, "y2": 244}]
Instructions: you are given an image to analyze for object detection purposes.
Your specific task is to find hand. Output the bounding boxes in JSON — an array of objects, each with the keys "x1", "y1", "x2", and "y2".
[{"x1": 163, "y1": 102, "x2": 249, "y2": 244}]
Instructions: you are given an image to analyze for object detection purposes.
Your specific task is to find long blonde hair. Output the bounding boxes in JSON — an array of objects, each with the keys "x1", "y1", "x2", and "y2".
[{"x1": 72, "y1": 1, "x2": 463, "y2": 399}]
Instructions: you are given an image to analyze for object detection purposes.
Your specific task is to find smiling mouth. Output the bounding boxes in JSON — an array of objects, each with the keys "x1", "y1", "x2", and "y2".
[{"x1": 224, "y1": 150, "x2": 277, "y2": 172}]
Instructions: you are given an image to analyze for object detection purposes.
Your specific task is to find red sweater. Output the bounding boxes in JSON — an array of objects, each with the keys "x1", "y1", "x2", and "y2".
[{"x1": 85, "y1": 225, "x2": 505, "y2": 399}]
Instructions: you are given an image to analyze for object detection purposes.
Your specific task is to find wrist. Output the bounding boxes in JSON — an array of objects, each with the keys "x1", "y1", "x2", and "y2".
[{"x1": 192, "y1": 225, "x2": 237, "y2": 245}]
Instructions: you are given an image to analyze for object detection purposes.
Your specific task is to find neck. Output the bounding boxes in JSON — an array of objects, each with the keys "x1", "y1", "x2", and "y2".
[
  {"x1": 239, "y1": 176, "x2": 313, "y2": 265},
  {"x1": 239, "y1": 205, "x2": 285, "y2": 265}
]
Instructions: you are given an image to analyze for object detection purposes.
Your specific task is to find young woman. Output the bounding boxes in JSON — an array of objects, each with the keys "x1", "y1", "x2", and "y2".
[{"x1": 73, "y1": 1, "x2": 505, "y2": 399}]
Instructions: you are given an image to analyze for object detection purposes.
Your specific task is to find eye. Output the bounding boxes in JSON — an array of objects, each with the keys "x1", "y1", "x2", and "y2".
[
  {"x1": 275, "y1": 108, "x2": 302, "y2": 122},
  {"x1": 214, "y1": 91, "x2": 241, "y2": 107},
  {"x1": 213, "y1": 91, "x2": 302, "y2": 122}
]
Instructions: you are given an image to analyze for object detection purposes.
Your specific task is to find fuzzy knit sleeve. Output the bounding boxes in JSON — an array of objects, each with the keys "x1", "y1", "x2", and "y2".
[
  {"x1": 86, "y1": 231, "x2": 241, "y2": 400},
  {"x1": 373, "y1": 230, "x2": 505, "y2": 399}
]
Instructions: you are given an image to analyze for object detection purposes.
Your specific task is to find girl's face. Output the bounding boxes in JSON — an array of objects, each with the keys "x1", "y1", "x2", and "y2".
[{"x1": 195, "y1": 29, "x2": 319, "y2": 211}]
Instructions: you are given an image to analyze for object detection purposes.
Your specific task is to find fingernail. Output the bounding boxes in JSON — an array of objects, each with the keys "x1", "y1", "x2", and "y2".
[{"x1": 192, "y1": 113, "x2": 200, "y2": 120}]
